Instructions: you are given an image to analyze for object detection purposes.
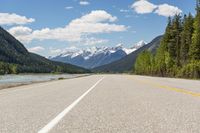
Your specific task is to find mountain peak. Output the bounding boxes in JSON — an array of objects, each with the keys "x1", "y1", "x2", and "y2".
[
  {"x1": 92, "y1": 36, "x2": 163, "y2": 73},
  {"x1": 132, "y1": 40, "x2": 147, "y2": 49},
  {"x1": 116, "y1": 43, "x2": 123, "y2": 47},
  {"x1": 50, "y1": 41, "x2": 147, "y2": 69}
]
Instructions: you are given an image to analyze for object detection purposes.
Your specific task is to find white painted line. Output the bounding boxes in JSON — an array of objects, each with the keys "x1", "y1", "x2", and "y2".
[{"x1": 38, "y1": 77, "x2": 105, "y2": 133}]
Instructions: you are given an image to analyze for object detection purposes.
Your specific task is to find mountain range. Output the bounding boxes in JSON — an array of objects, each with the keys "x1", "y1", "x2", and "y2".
[
  {"x1": 92, "y1": 35, "x2": 163, "y2": 73},
  {"x1": 0, "y1": 27, "x2": 89, "y2": 74},
  {"x1": 50, "y1": 41, "x2": 146, "y2": 69},
  {"x1": 0, "y1": 25, "x2": 162, "y2": 74}
]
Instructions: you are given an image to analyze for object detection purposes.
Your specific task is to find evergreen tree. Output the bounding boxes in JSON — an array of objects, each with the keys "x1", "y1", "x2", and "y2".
[
  {"x1": 134, "y1": 1, "x2": 199, "y2": 79},
  {"x1": 161, "y1": 17, "x2": 172, "y2": 51},
  {"x1": 180, "y1": 14, "x2": 194, "y2": 64},
  {"x1": 169, "y1": 15, "x2": 182, "y2": 66},
  {"x1": 190, "y1": 0, "x2": 200, "y2": 60},
  {"x1": 154, "y1": 44, "x2": 167, "y2": 76}
]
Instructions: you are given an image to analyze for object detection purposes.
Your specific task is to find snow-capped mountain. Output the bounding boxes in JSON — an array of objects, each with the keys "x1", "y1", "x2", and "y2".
[
  {"x1": 132, "y1": 40, "x2": 146, "y2": 49},
  {"x1": 50, "y1": 41, "x2": 146, "y2": 69}
]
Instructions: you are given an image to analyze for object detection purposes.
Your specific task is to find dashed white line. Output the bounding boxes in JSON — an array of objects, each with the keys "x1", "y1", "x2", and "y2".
[{"x1": 38, "y1": 76, "x2": 105, "y2": 133}]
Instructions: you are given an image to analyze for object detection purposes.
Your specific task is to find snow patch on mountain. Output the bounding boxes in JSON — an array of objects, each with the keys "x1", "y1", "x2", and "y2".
[
  {"x1": 50, "y1": 40, "x2": 146, "y2": 68},
  {"x1": 132, "y1": 40, "x2": 146, "y2": 49}
]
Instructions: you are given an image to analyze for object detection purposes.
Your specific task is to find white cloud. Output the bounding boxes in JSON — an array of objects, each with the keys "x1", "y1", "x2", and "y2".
[
  {"x1": 131, "y1": 0, "x2": 157, "y2": 14},
  {"x1": 73, "y1": 10, "x2": 118, "y2": 23},
  {"x1": 8, "y1": 26, "x2": 32, "y2": 35},
  {"x1": 8, "y1": 10, "x2": 127, "y2": 44},
  {"x1": 79, "y1": 1, "x2": 90, "y2": 6},
  {"x1": 0, "y1": 13, "x2": 35, "y2": 25},
  {"x1": 28, "y1": 46, "x2": 45, "y2": 53},
  {"x1": 131, "y1": 0, "x2": 182, "y2": 17},
  {"x1": 155, "y1": 4, "x2": 182, "y2": 17},
  {"x1": 65, "y1": 6, "x2": 74, "y2": 10},
  {"x1": 8, "y1": 26, "x2": 33, "y2": 43}
]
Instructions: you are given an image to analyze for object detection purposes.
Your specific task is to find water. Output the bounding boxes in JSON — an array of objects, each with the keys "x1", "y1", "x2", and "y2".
[{"x1": 0, "y1": 74, "x2": 85, "y2": 85}]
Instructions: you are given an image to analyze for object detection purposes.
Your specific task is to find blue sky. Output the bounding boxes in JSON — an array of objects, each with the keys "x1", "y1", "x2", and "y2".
[{"x1": 0, "y1": 0, "x2": 196, "y2": 57}]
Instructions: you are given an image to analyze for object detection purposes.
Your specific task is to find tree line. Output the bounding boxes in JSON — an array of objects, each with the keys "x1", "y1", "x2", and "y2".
[
  {"x1": 134, "y1": 0, "x2": 200, "y2": 79},
  {"x1": 0, "y1": 61, "x2": 88, "y2": 75},
  {"x1": 0, "y1": 62, "x2": 18, "y2": 74}
]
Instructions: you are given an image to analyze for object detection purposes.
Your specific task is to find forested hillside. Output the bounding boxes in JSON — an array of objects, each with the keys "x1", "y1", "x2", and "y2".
[
  {"x1": 0, "y1": 27, "x2": 89, "y2": 74},
  {"x1": 93, "y1": 36, "x2": 162, "y2": 73},
  {"x1": 134, "y1": 1, "x2": 200, "y2": 79}
]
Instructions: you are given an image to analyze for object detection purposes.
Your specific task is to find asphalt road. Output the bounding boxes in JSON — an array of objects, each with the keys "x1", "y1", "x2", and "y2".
[{"x1": 0, "y1": 75, "x2": 200, "y2": 133}]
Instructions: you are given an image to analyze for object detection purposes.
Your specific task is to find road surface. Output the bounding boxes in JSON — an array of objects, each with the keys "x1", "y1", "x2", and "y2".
[{"x1": 0, "y1": 74, "x2": 200, "y2": 133}]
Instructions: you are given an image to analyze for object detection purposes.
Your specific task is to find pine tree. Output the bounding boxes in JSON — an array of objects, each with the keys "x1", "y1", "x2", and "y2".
[
  {"x1": 180, "y1": 13, "x2": 194, "y2": 64},
  {"x1": 161, "y1": 17, "x2": 172, "y2": 51},
  {"x1": 133, "y1": 1, "x2": 199, "y2": 79},
  {"x1": 169, "y1": 15, "x2": 182, "y2": 66},
  {"x1": 159, "y1": 17, "x2": 174, "y2": 76},
  {"x1": 190, "y1": 0, "x2": 200, "y2": 60},
  {"x1": 155, "y1": 44, "x2": 167, "y2": 76}
]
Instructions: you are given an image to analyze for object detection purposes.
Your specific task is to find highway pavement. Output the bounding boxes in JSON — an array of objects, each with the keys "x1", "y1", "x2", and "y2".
[{"x1": 0, "y1": 75, "x2": 200, "y2": 133}]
